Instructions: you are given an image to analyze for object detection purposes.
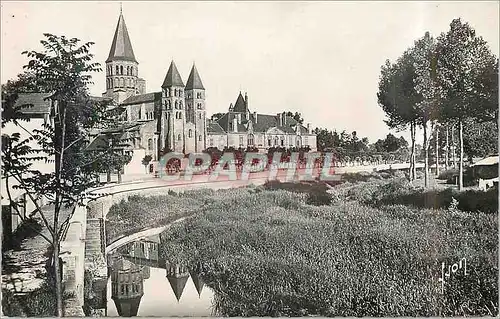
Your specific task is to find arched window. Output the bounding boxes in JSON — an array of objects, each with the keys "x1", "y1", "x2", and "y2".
[
  {"x1": 179, "y1": 112, "x2": 182, "y2": 119},
  {"x1": 131, "y1": 66, "x2": 134, "y2": 76},
  {"x1": 179, "y1": 101, "x2": 183, "y2": 108},
  {"x1": 120, "y1": 65, "x2": 124, "y2": 75},
  {"x1": 116, "y1": 65, "x2": 119, "y2": 74},
  {"x1": 150, "y1": 112, "x2": 153, "y2": 119},
  {"x1": 199, "y1": 135, "x2": 202, "y2": 142},
  {"x1": 167, "y1": 100, "x2": 171, "y2": 109},
  {"x1": 120, "y1": 78, "x2": 125, "y2": 87},
  {"x1": 247, "y1": 134, "x2": 254, "y2": 146},
  {"x1": 148, "y1": 138, "x2": 153, "y2": 150},
  {"x1": 178, "y1": 134, "x2": 182, "y2": 141},
  {"x1": 198, "y1": 113, "x2": 202, "y2": 120},
  {"x1": 188, "y1": 129, "x2": 193, "y2": 138},
  {"x1": 296, "y1": 137, "x2": 301, "y2": 147},
  {"x1": 175, "y1": 100, "x2": 178, "y2": 109}
]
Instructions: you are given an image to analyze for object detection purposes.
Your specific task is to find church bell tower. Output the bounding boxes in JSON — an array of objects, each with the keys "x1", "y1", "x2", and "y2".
[{"x1": 104, "y1": 7, "x2": 140, "y2": 104}]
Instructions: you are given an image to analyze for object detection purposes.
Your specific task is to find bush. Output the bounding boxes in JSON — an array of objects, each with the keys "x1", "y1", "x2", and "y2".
[
  {"x1": 2, "y1": 282, "x2": 57, "y2": 317},
  {"x1": 438, "y1": 168, "x2": 459, "y2": 180},
  {"x1": 156, "y1": 188, "x2": 498, "y2": 317}
]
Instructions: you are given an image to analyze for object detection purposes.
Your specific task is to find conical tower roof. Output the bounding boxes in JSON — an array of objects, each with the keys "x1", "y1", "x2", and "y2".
[
  {"x1": 162, "y1": 61, "x2": 185, "y2": 88},
  {"x1": 106, "y1": 12, "x2": 137, "y2": 63},
  {"x1": 185, "y1": 64, "x2": 205, "y2": 90},
  {"x1": 167, "y1": 274, "x2": 189, "y2": 302},
  {"x1": 112, "y1": 296, "x2": 143, "y2": 317},
  {"x1": 233, "y1": 92, "x2": 247, "y2": 112},
  {"x1": 189, "y1": 270, "x2": 205, "y2": 297}
]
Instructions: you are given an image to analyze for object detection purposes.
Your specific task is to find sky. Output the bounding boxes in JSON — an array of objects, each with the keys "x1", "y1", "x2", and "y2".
[{"x1": 2, "y1": 1, "x2": 499, "y2": 144}]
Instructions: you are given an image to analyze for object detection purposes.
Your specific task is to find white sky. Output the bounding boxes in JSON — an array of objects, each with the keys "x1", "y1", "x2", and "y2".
[{"x1": 2, "y1": 1, "x2": 499, "y2": 143}]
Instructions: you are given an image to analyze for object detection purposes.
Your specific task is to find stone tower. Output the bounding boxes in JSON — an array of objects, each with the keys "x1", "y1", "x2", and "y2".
[
  {"x1": 161, "y1": 61, "x2": 186, "y2": 153},
  {"x1": 166, "y1": 263, "x2": 190, "y2": 302},
  {"x1": 104, "y1": 10, "x2": 140, "y2": 104},
  {"x1": 111, "y1": 258, "x2": 144, "y2": 317},
  {"x1": 185, "y1": 64, "x2": 206, "y2": 152}
]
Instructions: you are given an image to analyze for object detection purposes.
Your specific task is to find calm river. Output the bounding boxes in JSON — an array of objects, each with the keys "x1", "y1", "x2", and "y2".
[{"x1": 104, "y1": 234, "x2": 215, "y2": 317}]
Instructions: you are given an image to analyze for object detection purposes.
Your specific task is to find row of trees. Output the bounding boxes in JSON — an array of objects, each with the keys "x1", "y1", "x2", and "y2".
[
  {"x1": 377, "y1": 18, "x2": 498, "y2": 189},
  {"x1": 2, "y1": 34, "x2": 134, "y2": 315}
]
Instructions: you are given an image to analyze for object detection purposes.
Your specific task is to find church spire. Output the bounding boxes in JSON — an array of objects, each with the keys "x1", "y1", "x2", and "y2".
[
  {"x1": 162, "y1": 61, "x2": 184, "y2": 88},
  {"x1": 185, "y1": 63, "x2": 205, "y2": 90},
  {"x1": 106, "y1": 9, "x2": 137, "y2": 63}
]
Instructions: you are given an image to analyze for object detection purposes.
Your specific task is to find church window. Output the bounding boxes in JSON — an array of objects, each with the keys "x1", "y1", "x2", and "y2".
[
  {"x1": 116, "y1": 65, "x2": 119, "y2": 74},
  {"x1": 197, "y1": 92, "x2": 202, "y2": 99},
  {"x1": 167, "y1": 100, "x2": 171, "y2": 109},
  {"x1": 110, "y1": 79, "x2": 113, "y2": 89},
  {"x1": 120, "y1": 65, "x2": 124, "y2": 75},
  {"x1": 188, "y1": 129, "x2": 192, "y2": 138},
  {"x1": 179, "y1": 101, "x2": 183, "y2": 108},
  {"x1": 175, "y1": 101, "x2": 178, "y2": 109},
  {"x1": 179, "y1": 112, "x2": 182, "y2": 119},
  {"x1": 197, "y1": 103, "x2": 202, "y2": 109},
  {"x1": 121, "y1": 285, "x2": 125, "y2": 295},
  {"x1": 114, "y1": 78, "x2": 118, "y2": 87},
  {"x1": 174, "y1": 89, "x2": 177, "y2": 97},
  {"x1": 198, "y1": 113, "x2": 202, "y2": 120},
  {"x1": 178, "y1": 134, "x2": 181, "y2": 141},
  {"x1": 150, "y1": 112, "x2": 153, "y2": 119},
  {"x1": 199, "y1": 135, "x2": 202, "y2": 142},
  {"x1": 247, "y1": 134, "x2": 254, "y2": 146},
  {"x1": 120, "y1": 78, "x2": 124, "y2": 87}
]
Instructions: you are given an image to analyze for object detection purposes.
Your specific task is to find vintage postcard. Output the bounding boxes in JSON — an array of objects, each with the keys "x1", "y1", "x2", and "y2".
[{"x1": 1, "y1": 1, "x2": 498, "y2": 317}]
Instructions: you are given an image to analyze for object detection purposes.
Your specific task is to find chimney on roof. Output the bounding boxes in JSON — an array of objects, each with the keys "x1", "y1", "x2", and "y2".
[
  {"x1": 282, "y1": 111, "x2": 287, "y2": 126},
  {"x1": 244, "y1": 92, "x2": 248, "y2": 111},
  {"x1": 253, "y1": 111, "x2": 257, "y2": 123},
  {"x1": 277, "y1": 113, "x2": 282, "y2": 127},
  {"x1": 233, "y1": 117, "x2": 238, "y2": 132},
  {"x1": 307, "y1": 123, "x2": 311, "y2": 134}
]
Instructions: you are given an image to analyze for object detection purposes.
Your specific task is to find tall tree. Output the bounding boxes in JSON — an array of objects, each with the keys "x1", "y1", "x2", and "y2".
[
  {"x1": 377, "y1": 49, "x2": 421, "y2": 181},
  {"x1": 1, "y1": 34, "x2": 124, "y2": 316},
  {"x1": 412, "y1": 31, "x2": 441, "y2": 188},
  {"x1": 435, "y1": 19, "x2": 497, "y2": 190}
]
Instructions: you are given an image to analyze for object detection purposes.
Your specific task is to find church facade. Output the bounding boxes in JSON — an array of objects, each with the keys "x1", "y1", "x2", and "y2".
[{"x1": 102, "y1": 11, "x2": 316, "y2": 165}]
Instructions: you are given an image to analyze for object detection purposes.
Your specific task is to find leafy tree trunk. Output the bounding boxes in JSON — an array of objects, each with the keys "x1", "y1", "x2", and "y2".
[
  {"x1": 412, "y1": 121, "x2": 417, "y2": 181},
  {"x1": 409, "y1": 121, "x2": 416, "y2": 181},
  {"x1": 117, "y1": 166, "x2": 122, "y2": 184},
  {"x1": 423, "y1": 122, "x2": 429, "y2": 188},
  {"x1": 435, "y1": 126, "x2": 439, "y2": 176},
  {"x1": 459, "y1": 118, "x2": 464, "y2": 190},
  {"x1": 452, "y1": 124, "x2": 456, "y2": 169},
  {"x1": 445, "y1": 124, "x2": 449, "y2": 170},
  {"x1": 54, "y1": 102, "x2": 67, "y2": 316},
  {"x1": 53, "y1": 240, "x2": 63, "y2": 316}
]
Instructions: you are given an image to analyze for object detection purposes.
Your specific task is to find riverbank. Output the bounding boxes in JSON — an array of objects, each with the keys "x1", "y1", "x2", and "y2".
[{"x1": 153, "y1": 174, "x2": 497, "y2": 316}]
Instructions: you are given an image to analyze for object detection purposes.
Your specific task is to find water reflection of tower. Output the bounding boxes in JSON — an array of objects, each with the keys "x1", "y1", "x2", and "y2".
[
  {"x1": 190, "y1": 268, "x2": 205, "y2": 298},
  {"x1": 166, "y1": 263, "x2": 190, "y2": 302},
  {"x1": 111, "y1": 258, "x2": 145, "y2": 317}
]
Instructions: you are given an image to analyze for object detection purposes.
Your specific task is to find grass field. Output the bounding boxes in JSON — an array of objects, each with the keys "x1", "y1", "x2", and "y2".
[{"x1": 155, "y1": 175, "x2": 498, "y2": 317}]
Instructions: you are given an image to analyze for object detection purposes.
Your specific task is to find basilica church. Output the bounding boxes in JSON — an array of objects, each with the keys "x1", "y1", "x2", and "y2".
[
  {"x1": 100, "y1": 10, "x2": 316, "y2": 171},
  {"x1": 102, "y1": 10, "x2": 207, "y2": 159}
]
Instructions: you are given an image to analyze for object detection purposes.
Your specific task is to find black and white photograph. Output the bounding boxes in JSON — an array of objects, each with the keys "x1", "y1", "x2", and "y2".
[{"x1": 1, "y1": 1, "x2": 499, "y2": 317}]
